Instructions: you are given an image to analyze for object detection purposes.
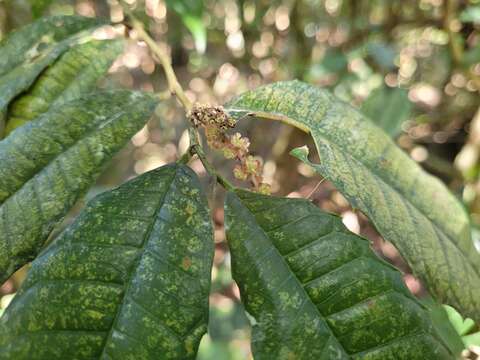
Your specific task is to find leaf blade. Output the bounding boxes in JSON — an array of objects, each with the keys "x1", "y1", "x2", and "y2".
[
  {"x1": 225, "y1": 190, "x2": 455, "y2": 359},
  {"x1": 0, "y1": 90, "x2": 157, "y2": 283},
  {"x1": 0, "y1": 15, "x2": 104, "y2": 136},
  {"x1": 225, "y1": 80, "x2": 480, "y2": 322},
  {"x1": 4, "y1": 38, "x2": 123, "y2": 135},
  {"x1": 0, "y1": 164, "x2": 214, "y2": 359}
]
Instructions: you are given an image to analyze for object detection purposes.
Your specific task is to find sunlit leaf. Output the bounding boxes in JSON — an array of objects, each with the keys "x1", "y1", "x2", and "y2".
[
  {"x1": 225, "y1": 80, "x2": 480, "y2": 322},
  {"x1": 225, "y1": 190, "x2": 455, "y2": 359},
  {"x1": 0, "y1": 164, "x2": 214, "y2": 359},
  {"x1": 4, "y1": 39, "x2": 123, "y2": 135},
  {"x1": 0, "y1": 90, "x2": 157, "y2": 283}
]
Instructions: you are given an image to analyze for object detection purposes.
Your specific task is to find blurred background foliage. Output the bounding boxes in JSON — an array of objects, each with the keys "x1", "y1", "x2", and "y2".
[{"x1": 1, "y1": 0, "x2": 480, "y2": 358}]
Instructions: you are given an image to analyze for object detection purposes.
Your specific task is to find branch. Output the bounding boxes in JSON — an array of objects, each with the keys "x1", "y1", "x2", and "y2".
[
  {"x1": 121, "y1": 6, "x2": 192, "y2": 110},
  {"x1": 119, "y1": 3, "x2": 238, "y2": 191}
]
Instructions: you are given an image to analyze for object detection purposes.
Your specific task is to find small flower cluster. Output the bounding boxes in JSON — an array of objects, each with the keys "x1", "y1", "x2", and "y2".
[{"x1": 188, "y1": 104, "x2": 271, "y2": 194}]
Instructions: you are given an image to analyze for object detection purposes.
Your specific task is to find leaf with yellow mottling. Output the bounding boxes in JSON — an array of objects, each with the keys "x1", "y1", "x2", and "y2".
[
  {"x1": 0, "y1": 90, "x2": 157, "y2": 283},
  {"x1": 225, "y1": 189, "x2": 459, "y2": 359},
  {"x1": 225, "y1": 80, "x2": 480, "y2": 322},
  {"x1": 4, "y1": 39, "x2": 123, "y2": 135},
  {"x1": 0, "y1": 164, "x2": 214, "y2": 360},
  {"x1": 0, "y1": 15, "x2": 104, "y2": 138}
]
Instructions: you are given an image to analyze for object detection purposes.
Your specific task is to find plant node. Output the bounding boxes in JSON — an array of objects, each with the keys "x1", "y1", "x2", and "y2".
[{"x1": 188, "y1": 104, "x2": 271, "y2": 194}]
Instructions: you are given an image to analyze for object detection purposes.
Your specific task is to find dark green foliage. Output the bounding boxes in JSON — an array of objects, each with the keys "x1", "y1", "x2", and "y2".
[
  {"x1": 0, "y1": 90, "x2": 157, "y2": 283},
  {"x1": 0, "y1": 15, "x2": 104, "y2": 136},
  {"x1": 0, "y1": 164, "x2": 214, "y2": 359},
  {"x1": 225, "y1": 80, "x2": 480, "y2": 322},
  {"x1": 225, "y1": 190, "x2": 454, "y2": 359},
  {"x1": 5, "y1": 38, "x2": 123, "y2": 135},
  {"x1": 0, "y1": 9, "x2": 478, "y2": 359}
]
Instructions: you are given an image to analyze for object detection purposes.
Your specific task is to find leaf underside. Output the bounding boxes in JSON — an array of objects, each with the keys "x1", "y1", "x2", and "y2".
[
  {"x1": 0, "y1": 15, "x2": 104, "y2": 135},
  {"x1": 0, "y1": 90, "x2": 157, "y2": 283},
  {"x1": 4, "y1": 38, "x2": 123, "y2": 135},
  {"x1": 225, "y1": 190, "x2": 453, "y2": 359},
  {"x1": 225, "y1": 80, "x2": 480, "y2": 322},
  {"x1": 0, "y1": 164, "x2": 214, "y2": 360}
]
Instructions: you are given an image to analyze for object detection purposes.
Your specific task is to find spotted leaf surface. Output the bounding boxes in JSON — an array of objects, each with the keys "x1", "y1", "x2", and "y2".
[
  {"x1": 0, "y1": 90, "x2": 157, "y2": 283},
  {"x1": 5, "y1": 39, "x2": 123, "y2": 135},
  {"x1": 225, "y1": 80, "x2": 480, "y2": 322},
  {"x1": 225, "y1": 190, "x2": 454, "y2": 359},
  {"x1": 0, "y1": 164, "x2": 214, "y2": 359},
  {"x1": 0, "y1": 15, "x2": 104, "y2": 137}
]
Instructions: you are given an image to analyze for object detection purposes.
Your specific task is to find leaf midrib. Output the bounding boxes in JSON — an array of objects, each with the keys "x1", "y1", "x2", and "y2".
[
  {"x1": 98, "y1": 164, "x2": 178, "y2": 358},
  {"x1": 236, "y1": 194, "x2": 349, "y2": 358}
]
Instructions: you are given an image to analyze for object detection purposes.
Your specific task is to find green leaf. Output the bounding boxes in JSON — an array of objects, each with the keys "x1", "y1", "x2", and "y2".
[
  {"x1": 441, "y1": 304, "x2": 480, "y2": 348},
  {"x1": 0, "y1": 90, "x2": 157, "y2": 283},
  {"x1": 424, "y1": 301, "x2": 465, "y2": 356},
  {"x1": 444, "y1": 305, "x2": 475, "y2": 336},
  {"x1": 0, "y1": 15, "x2": 104, "y2": 137},
  {"x1": 4, "y1": 39, "x2": 123, "y2": 136},
  {"x1": 0, "y1": 163, "x2": 214, "y2": 359},
  {"x1": 225, "y1": 80, "x2": 480, "y2": 322},
  {"x1": 225, "y1": 190, "x2": 455, "y2": 359},
  {"x1": 361, "y1": 86, "x2": 412, "y2": 138},
  {"x1": 463, "y1": 331, "x2": 480, "y2": 348},
  {"x1": 166, "y1": 0, "x2": 206, "y2": 53}
]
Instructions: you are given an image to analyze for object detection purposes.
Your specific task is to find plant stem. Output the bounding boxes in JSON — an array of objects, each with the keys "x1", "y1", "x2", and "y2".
[
  {"x1": 120, "y1": 3, "x2": 235, "y2": 190},
  {"x1": 193, "y1": 144, "x2": 235, "y2": 191},
  {"x1": 124, "y1": 13, "x2": 192, "y2": 110}
]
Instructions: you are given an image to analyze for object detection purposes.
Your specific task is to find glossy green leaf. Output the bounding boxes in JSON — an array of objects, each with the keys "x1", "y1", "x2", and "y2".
[
  {"x1": 0, "y1": 163, "x2": 214, "y2": 359},
  {"x1": 361, "y1": 86, "x2": 412, "y2": 138},
  {"x1": 4, "y1": 39, "x2": 123, "y2": 135},
  {"x1": 0, "y1": 90, "x2": 157, "y2": 283},
  {"x1": 0, "y1": 15, "x2": 104, "y2": 137},
  {"x1": 225, "y1": 190, "x2": 454, "y2": 359},
  {"x1": 225, "y1": 80, "x2": 480, "y2": 322}
]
